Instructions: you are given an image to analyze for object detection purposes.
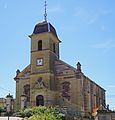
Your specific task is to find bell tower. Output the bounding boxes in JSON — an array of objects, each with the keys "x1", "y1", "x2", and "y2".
[
  {"x1": 29, "y1": 21, "x2": 61, "y2": 74},
  {"x1": 29, "y1": 1, "x2": 61, "y2": 74},
  {"x1": 29, "y1": 22, "x2": 61, "y2": 106},
  {"x1": 29, "y1": 1, "x2": 61, "y2": 106}
]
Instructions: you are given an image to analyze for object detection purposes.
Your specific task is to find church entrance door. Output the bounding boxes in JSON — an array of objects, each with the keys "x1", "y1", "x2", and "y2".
[{"x1": 36, "y1": 95, "x2": 44, "y2": 106}]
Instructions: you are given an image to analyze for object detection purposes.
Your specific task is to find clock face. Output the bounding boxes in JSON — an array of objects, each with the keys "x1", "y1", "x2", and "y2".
[{"x1": 37, "y1": 58, "x2": 43, "y2": 66}]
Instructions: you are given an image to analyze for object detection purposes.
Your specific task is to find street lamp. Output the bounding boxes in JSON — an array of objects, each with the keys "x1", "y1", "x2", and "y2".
[
  {"x1": 7, "y1": 111, "x2": 9, "y2": 120},
  {"x1": 6, "y1": 93, "x2": 13, "y2": 120},
  {"x1": 6, "y1": 104, "x2": 10, "y2": 120}
]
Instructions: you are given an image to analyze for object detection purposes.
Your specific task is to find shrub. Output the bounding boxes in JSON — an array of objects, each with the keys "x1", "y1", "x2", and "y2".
[
  {"x1": 19, "y1": 108, "x2": 32, "y2": 118},
  {"x1": 28, "y1": 106, "x2": 65, "y2": 120},
  {"x1": 0, "y1": 106, "x2": 5, "y2": 115}
]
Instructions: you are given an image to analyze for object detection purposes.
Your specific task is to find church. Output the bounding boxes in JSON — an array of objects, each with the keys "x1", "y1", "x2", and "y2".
[{"x1": 14, "y1": 5, "x2": 106, "y2": 116}]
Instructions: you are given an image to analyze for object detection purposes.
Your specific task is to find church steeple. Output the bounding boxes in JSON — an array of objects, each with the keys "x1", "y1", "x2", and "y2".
[
  {"x1": 28, "y1": 1, "x2": 62, "y2": 76},
  {"x1": 30, "y1": 1, "x2": 60, "y2": 40}
]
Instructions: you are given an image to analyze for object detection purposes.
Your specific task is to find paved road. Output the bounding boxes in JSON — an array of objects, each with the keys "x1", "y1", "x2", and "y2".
[{"x1": 0, "y1": 117, "x2": 24, "y2": 120}]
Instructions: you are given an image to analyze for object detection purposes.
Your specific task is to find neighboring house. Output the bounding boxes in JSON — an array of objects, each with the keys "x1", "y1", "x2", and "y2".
[
  {"x1": 0, "y1": 94, "x2": 14, "y2": 115},
  {"x1": 0, "y1": 98, "x2": 6, "y2": 108},
  {"x1": 95, "y1": 109, "x2": 115, "y2": 120}
]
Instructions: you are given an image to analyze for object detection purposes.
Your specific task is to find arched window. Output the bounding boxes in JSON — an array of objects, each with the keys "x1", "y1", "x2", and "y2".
[
  {"x1": 61, "y1": 81, "x2": 70, "y2": 101},
  {"x1": 53, "y1": 43, "x2": 56, "y2": 53},
  {"x1": 23, "y1": 84, "x2": 30, "y2": 102},
  {"x1": 38, "y1": 40, "x2": 42, "y2": 51},
  {"x1": 36, "y1": 95, "x2": 44, "y2": 106}
]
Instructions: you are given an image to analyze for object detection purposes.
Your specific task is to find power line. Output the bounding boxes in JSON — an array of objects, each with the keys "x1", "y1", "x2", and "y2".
[{"x1": 0, "y1": 86, "x2": 14, "y2": 94}]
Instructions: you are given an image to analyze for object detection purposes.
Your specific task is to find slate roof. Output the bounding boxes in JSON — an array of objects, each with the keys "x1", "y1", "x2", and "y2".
[{"x1": 33, "y1": 21, "x2": 58, "y2": 38}]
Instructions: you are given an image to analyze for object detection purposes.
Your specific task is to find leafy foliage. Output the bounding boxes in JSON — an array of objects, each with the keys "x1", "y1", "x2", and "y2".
[
  {"x1": 0, "y1": 107, "x2": 3, "y2": 114},
  {"x1": 28, "y1": 106, "x2": 65, "y2": 120},
  {"x1": 0, "y1": 106, "x2": 5, "y2": 116},
  {"x1": 0, "y1": 106, "x2": 5, "y2": 112},
  {"x1": 19, "y1": 108, "x2": 32, "y2": 118}
]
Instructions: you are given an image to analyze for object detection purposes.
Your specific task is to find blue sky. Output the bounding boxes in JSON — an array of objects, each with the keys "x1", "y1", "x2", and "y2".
[{"x1": 0, "y1": 0, "x2": 115, "y2": 110}]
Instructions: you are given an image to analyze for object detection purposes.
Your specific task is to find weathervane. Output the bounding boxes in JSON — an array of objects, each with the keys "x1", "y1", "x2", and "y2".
[{"x1": 44, "y1": 1, "x2": 47, "y2": 21}]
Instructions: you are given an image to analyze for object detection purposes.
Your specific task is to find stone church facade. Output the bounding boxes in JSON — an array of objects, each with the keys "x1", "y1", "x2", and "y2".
[{"x1": 14, "y1": 20, "x2": 106, "y2": 116}]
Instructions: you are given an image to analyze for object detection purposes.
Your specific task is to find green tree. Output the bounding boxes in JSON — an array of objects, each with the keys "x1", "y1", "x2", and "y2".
[
  {"x1": 0, "y1": 106, "x2": 4, "y2": 116},
  {"x1": 18, "y1": 108, "x2": 32, "y2": 118},
  {"x1": 28, "y1": 106, "x2": 65, "y2": 120}
]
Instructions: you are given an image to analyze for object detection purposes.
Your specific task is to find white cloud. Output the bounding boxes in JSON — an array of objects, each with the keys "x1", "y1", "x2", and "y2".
[
  {"x1": 91, "y1": 40, "x2": 115, "y2": 49},
  {"x1": 74, "y1": 7, "x2": 98, "y2": 25},
  {"x1": 74, "y1": 7, "x2": 112, "y2": 25},
  {"x1": 74, "y1": 7, "x2": 85, "y2": 17},
  {"x1": 101, "y1": 10, "x2": 112, "y2": 15},
  {"x1": 107, "y1": 98, "x2": 115, "y2": 105},
  {"x1": 87, "y1": 15, "x2": 98, "y2": 25},
  {"x1": 101, "y1": 25, "x2": 106, "y2": 31},
  {"x1": 4, "y1": 4, "x2": 8, "y2": 9},
  {"x1": 107, "y1": 85, "x2": 115, "y2": 88},
  {"x1": 48, "y1": 6, "x2": 63, "y2": 13}
]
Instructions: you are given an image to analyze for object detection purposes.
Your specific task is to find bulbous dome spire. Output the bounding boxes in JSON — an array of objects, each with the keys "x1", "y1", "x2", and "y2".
[{"x1": 33, "y1": 21, "x2": 58, "y2": 38}]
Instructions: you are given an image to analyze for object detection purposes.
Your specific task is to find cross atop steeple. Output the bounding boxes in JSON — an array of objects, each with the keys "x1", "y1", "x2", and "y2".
[{"x1": 44, "y1": 1, "x2": 47, "y2": 22}]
